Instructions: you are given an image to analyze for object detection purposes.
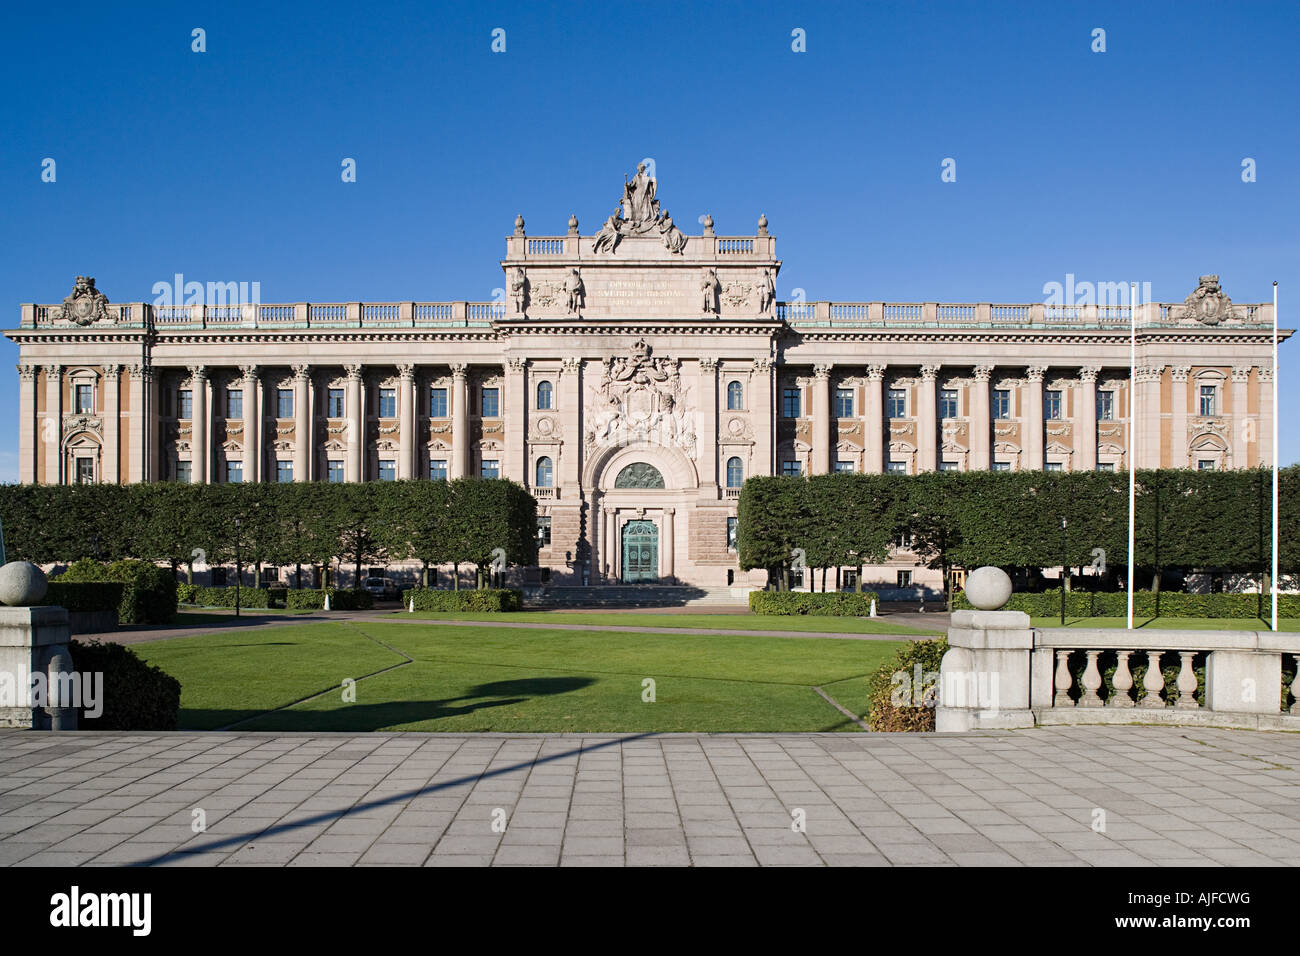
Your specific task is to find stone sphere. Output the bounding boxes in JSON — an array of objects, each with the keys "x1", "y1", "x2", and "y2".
[
  {"x1": 0, "y1": 561, "x2": 49, "y2": 607},
  {"x1": 964, "y1": 566, "x2": 1012, "y2": 610}
]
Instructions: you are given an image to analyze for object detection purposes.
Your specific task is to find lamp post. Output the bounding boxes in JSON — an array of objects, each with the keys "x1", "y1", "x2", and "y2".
[
  {"x1": 1060, "y1": 515, "x2": 1068, "y2": 627},
  {"x1": 234, "y1": 517, "x2": 242, "y2": 618}
]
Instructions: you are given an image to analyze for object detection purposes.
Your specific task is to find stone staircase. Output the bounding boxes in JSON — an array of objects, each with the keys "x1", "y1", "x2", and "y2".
[{"x1": 522, "y1": 585, "x2": 751, "y2": 609}]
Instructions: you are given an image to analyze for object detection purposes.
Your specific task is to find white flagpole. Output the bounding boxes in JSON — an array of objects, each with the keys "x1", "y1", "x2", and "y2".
[
  {"x1": 1128, "y1": 282, "x2": 1137, "y2": 629},
  {"x1": 1273, "y1": 281, "x2": 1279, "y2": 631}
]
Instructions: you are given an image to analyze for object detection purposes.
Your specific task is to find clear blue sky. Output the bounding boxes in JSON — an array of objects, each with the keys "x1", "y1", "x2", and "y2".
[{"x1": 2, "y1": 0, "x2": 1296, "y2": 480}]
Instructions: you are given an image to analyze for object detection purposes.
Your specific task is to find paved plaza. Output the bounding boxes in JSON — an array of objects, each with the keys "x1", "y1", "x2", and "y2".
[{"x1": 1, "y1": 727, "x2": 1298, "y2": 867}]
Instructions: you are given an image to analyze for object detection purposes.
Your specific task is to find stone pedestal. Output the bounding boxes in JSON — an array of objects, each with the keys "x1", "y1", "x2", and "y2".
[
  {"x1": 936, "y1": 608, "x2": 1035, "y2": 731},
  {"x1": 0, "y1": 606, "x2": 74, "y2": 729}
]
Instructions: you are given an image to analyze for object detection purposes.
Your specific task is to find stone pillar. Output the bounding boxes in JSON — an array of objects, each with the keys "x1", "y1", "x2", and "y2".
[
  {"x1": 605, "y1": 509, "x2": 618, "y2": 581},
  {"x1": 1170, "y1": 366, "x2": 1190, "y2": 468},
  {"x1": 698, "y1": 359, "x2": 719, "y2": 492},
  {"x1": 293, "y1": 364, "x2": 311, "y2": 481},
  {"x1": 241, "y1": 365, "x2": 260, "y2": 483},
  {"x1": 918, "y1": 364, "x2": 940, "y2": 472},
  {"x1": 1135, "y1": 366, "x2": 1164, "y2": 469},
  {"x1": 345, "y1": 364, "x2": 363, "y2": 482},
  {"x1": 661, "y1": 508, "x2": 675, "y2": 581},
  {"x1": 43, "y1": 365, "x2": 62, "y2": 484},
  {"x1": 188, "y1": 366, "x2": 208, "y2": 484},
  {"x1": 862, "y1": 364, "x2": 885, "y2": 473},
  {"x1": 103, "y1": 365, "x2": 121, "y2": 483},
  {"x1": 18, "y1": 366, "x2": 37, "y2": 484},
  {"x1": 935, "y1": 606, "x2": 1035, "y2": 732},
  {"x1": 398, "y1": 364, "x2": 416, "y2": 480},
  {"x1": 1025, "y1": 366, "x2": 1046, "y2": 471},
  {"x1": 1230, "y1": 366, "x2": 1251, "y2": 468},
  {"x1": 0, "y1": 605, "x2": 74, "y2": 730},
  {"x1": 559, "y1": 358, "x2": 581, "y2": 489},
  {"x1": 1258, "y1": 366, "x2": 1274, "y2": 467},
  {"x1": 751, "y1": 358, "x2": 774, "y2": 476},
  {"x1": 1076, "y1": 366, "x2": 1099, "y2": 471},
  {"x1": 451, "y1": 363, "x2": 469, "y2": 479},
  {"x1": 811, "y1": 364, "x2": 832, "y2": 474},
  {"x1": 126, "y1": 365, "x2": 147, "y2": 484},
  {"x1": 504, "y1": 359, "x2": 526, "y2": 483},
  {"x1": 970, "y1": 365, "x2": 993, "y2": 471},
  {"x1": 145, "y1": 367, "x2": 160, "y2": 482}
]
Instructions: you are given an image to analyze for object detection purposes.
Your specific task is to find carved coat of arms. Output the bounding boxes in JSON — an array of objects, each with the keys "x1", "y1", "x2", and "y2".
[
  {"x1": 1173, "y1": 275, "x2": 1238, "y2": 326},
  {"x1": 585, "y1": 340, "x2": 696, "y2": 458},
  {"x1": 58, "y1": 276, "x2": 111, "y2": 327}
]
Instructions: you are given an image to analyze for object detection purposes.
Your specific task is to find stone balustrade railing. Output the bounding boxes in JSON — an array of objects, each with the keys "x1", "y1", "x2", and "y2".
[
  {"x1": 778, "y1": 301, "x2": 1274, "y2": 330},
  {"x1": 937, "y1": 603, "x2": 1299, "y2": 732},
  {"x1": 20, "y1": 302, "x2": 504, "y2": 330}
]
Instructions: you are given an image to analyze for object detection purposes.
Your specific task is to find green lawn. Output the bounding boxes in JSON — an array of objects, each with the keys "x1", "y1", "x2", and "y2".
[
  {"x1": 388, "y1": 609, "x2": 942, "y2": 636},
  {"x1": 1029, "y1": 616, "x2": 1299, "y2": 631},
  {"x1": 174, "y1": 608, "x2": 309, "y2": 625},
  {"x1": 133, "y1": 621, "x2": 913, "y2": 733}
]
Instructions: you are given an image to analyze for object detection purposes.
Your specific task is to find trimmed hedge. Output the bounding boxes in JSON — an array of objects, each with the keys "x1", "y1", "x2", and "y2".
[
  {"x1": 44, "y1": 581, "x2": 125, "y2": 614},
  {"x1": 178, "y1": 585, "x2": 282, "y2": 609},
  {"x1": 286, "y1": 588, "x2": 374, "y2": 611},
  {"x1": 55, "y1": 559, "x2": 176, "y2": 625},
  {"x1": 68, "y1": 639, "x2": 181, "y2": 730},
  {"x1": 749, "y1": 591, "x2": 880, "y2": 616},
  {"x1": 954, "y1": 588, "x2": 1300, "y2": 619},
  {"x1": 400, "y1": 588, "x2": 522, "y2": 612},
  {"x1": 867, "y1": 638, "x2": 949, "y2": 731}
]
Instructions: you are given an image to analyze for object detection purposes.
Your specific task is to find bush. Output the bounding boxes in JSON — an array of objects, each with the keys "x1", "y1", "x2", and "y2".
[
  {"x1": 67, "y1": 639, "x2": 182, "y2": 730},
  {"x1": 401, "y1": 588, "x2": 522, "y2": 612},
  {"x1": 44, "y1": 581, "x2": 125, "y2": 614},
  {"x1": 954, "y1": 589, "x2": 1299, "y2": 619},
  {"x1": 55, "y1": 559, "x2": 177, "y2": 625},
  {"x1": 749, "y1": 591, "x2": 880, "y2": 616},
  {"x1": 179, "y1": 586, "x2": 277, "y2": 609},
  {"x1": 285, "y1": 588, "x2": 374, "y2": 611},
  {"x1": 867, "y1": 638, "x2": 949, "y2": 731}
]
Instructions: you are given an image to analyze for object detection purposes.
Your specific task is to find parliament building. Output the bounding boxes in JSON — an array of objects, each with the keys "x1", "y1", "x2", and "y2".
[{"x1": 5, "y1": 169, "x2": 1287, "y2": 595}]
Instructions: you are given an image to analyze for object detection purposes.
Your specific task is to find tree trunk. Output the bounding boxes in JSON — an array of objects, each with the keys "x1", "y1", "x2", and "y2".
[
  {"x1": 855, "y1": 565, "x2": 863, "y2": 593},
  {"x1": 185, "y1": 561, "x2": 194, "y2": 586},
  {"x1": 453, "y1": 564, "x2": 459, "y2": 591}
]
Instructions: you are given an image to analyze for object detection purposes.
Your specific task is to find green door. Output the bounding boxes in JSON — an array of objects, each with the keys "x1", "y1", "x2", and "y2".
[{"x1": 621, "y1": 520, "x2": 659, "y2": 583}]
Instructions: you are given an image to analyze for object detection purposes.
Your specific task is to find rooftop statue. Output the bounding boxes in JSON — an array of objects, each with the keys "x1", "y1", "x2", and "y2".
[{"x1": 621, "y1": 163, "x2": 662, "y2": 236}]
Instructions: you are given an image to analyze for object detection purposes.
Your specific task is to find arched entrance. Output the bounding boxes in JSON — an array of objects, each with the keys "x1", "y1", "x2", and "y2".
[{"x1": 621, "y1": 519, "x2": 659, "y2": 583}]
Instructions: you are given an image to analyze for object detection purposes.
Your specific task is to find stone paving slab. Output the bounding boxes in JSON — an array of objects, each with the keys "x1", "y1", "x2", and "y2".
[{"x1": 1, "y1": 727, "x2": 1299, "y2": 867}]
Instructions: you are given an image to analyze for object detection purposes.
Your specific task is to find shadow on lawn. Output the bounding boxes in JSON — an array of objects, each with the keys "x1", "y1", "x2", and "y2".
[{"x1": 183, "y1": 675, "x2": 596, "y2": 732}]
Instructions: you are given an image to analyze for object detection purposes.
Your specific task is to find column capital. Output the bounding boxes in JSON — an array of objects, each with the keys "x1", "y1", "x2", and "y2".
[
  {"x1": 344, "y1": 364, "x2": 363, "y2": 381},
  {"x1": 751, "y1": 358, "x2": 774, "y2": 373},
  {"x1": 42, "y1": 363, "x2": 62, "y2": 377},
  {"x1": 1231, "y1": 365, "x2": 1253, "y2": 383},
  {"x1": 812, "y1": 363, "x2": 833, "y2": 380},
  {"x1": 866, "y1": 364, "x2": 886, "y2": 381},
  {"x1": 187, "y1": 364, "x2": 207, "y2": 384},
  {"x1": 1170, "y1": 365, "x2": 1192, "y2": 382},
  {"x1": 698, "y1": 357, "x2": 719, "y2": 372},
  {"x1": 561, "y1": 356, "x2": 581, "y2": 373},
  {"x1": 451, "y1": 363, "x2": 468, "y2": 379},
  {"x1": 920, "y1": 364, "x2": 941, "y2": 381},
  {"x1": 1258, "y1": 366, "x2": 1274, "y2": 384},
  {"x1": 17, "y1": 364, "x2": 38, "y2": 382},
  {"x1": 1135, "y1": 365, "x2": 1164, "y2": 384},
  {"x1": 1026, "y1": 365, "x2": 1048, "y2": 382},
  {"x1": 664, "y1": 507, "x2": 675, "y2": 516},
  {"x1": 1078, "y1": 366, "x2": 1101, "y2": 384},
  {"x1": 102, "y1": 363, "x2": 122, "y2": 380},
  {"x1": 397, "y1": 363, "x2": 416, "y2": 380},
  {"x1": 506, "y1": 357, "x2": 526, "y2": 373},
  {"x1": 292, "y1": 363, "x2": 311, "y2": 382},
  {"x1": 239, "y1": 364, "x2": 260, "y2": 381},
  {"x1": 973, "y1": 364, "x2": 994, "y2": 382}
]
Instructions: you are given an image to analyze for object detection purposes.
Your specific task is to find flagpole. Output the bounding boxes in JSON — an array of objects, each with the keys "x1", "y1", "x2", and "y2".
[
  {"x1": 1128, "y1": 282, "x2": 1137, "y2": 630},
  {"x1": 1272, "y1": 280, "x2": 1279, "y2": 631}
]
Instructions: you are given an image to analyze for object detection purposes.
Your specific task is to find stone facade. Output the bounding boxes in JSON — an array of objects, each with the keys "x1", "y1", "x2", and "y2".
[{"x1": 5, "y1": 173, "x2": 1291, "y2": 593}]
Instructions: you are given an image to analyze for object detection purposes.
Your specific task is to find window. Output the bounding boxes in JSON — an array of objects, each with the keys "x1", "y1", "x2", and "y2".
[
  {"x1": 842, "y1": 569, "x2": 858, "y2": 590},
  {"x1": 75, "y1": 384, "x2": 93, "y2": 414},
  {"x1": 940, "y1": 388, "x2": 958, "y2": 419},
  {"x1": 834, "y1": 460, "x2": 855, "y2": 473},
  {"x1": 1046, "y1": 461, "x2": 1064, "y2": 472},
  {"x1": 992, "y1": 461, "x2": 1011, "y2": 471},
  {"x1": 1199, "y1": 385, "x2": 1217, "y2": 417},
  {"x1": 212, "y1": 567, "x2": 227, "y2": 587},
  {"x1": 726, "y1": 381, "x2": 743, "y2": 410},
  {"x1": 536, "y1": 381, "x2": 553, "y2": 410},
  {"x1": 276, "y1": 461, "x2": 293, "y2": 483},
  {"x1": 481, "y1": 387, "x2": 500, "y2": 417},
  {"x1": 378, "y1": 388, "x2": 396, "y2": 418},
  {"x1": 537, "y1": 516, "x2": 552, "y2": 547},
  {"x1": 535, "y1": 456, "x2": 553, "y2": 487},
  {"x1": 1096, "y1": 390, "x2": 1115, "y2": 421},
  {"x1": 1198, "y1": 459, "x2": 1216, "y2": 471},
  {"x1": 430, "y1": 459, "x2": 448, "y2": 481},
  {"x1": 887, "y1": 460, "x2": 907, "y2": 474},
  {"x1": 893, "y1": 531, "x2": 914, "y2": 549},
  {"x1": 1045, "y1": 389, "x2": 1062, "y2": 421},
  {"x1": 992, "y1": 389, "x2": 1011, "y2": 420},
  {"x1": 75, "y1": 457, "x2": 94, "y2": 484},
  {"x1": 226, "y1": 461, "x2": 243, "y2": 483},
  {"x1": 178, "y1": 388, "x2": 193, "y2": 419},
  {"x1": 897, "y1": 570, "x2": 913, "y2": 588},
  {"x1": 430, "y1": 387, "x2": 448, "y2": 417},
  {"x1": 175, "y1": 460, "x2": 192, "y2": 483},
  {"x1": 887, "y1": 388, "x2": 906, "y2": 418},
  {"x1": 726, "y1": 457, "x2": 743, "y2": 488},
  {"x1": 1096, "y1": 462, "x2": 1116, "y2": 472},
  {"x1": 835, "y1": 387, "x2": 854, "y2": 418},
  {"x1": 226, "y1": 389, "x2": 243, "y2": 419},
  {"x1": 939, "y1": 460, "x2": 960, "y2": 471},
  {"x1": 327, "y1": 460, "x2": 344, "y2": 483},
  {"x1": 782, "y1": 387, "x2": 801, "y2": 418},
  {"x1": 378, "y1": 460, "x2": 396, "y2": 481},
  {"x1": 726, "y1": 516, "x2": 738, "y2": 551},
  {"x1": 781, "y1": 460, "x2": 802, "y2": 477},
  {"x1": 481, "y1": 459, "x2": 500, "y2": 479},
  {"x1": 327, "y1": 388, "x2": 345, "y2": 418}
]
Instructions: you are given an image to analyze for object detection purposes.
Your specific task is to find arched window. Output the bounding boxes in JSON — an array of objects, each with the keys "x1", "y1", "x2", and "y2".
[
  {"x1": 726, "y1": 457, "x2": 743, "y2": 488},
  {"x1": 726, "y1": 380, "x2": 743, "y2": 410},
  {"x1": 614, "y1": 462, "x2": 665, "y2": 488},
  {"x1": 536, "y1": 380, "x2": 553, "y2": 410},
  {"x1": 535, "y1": 456, "x2": 554, "y2": 487}
]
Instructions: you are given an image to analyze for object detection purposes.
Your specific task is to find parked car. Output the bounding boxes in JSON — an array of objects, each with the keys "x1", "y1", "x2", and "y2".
[{"x1": 362, "y1": 577, "x2": 399, "y2": 600}]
